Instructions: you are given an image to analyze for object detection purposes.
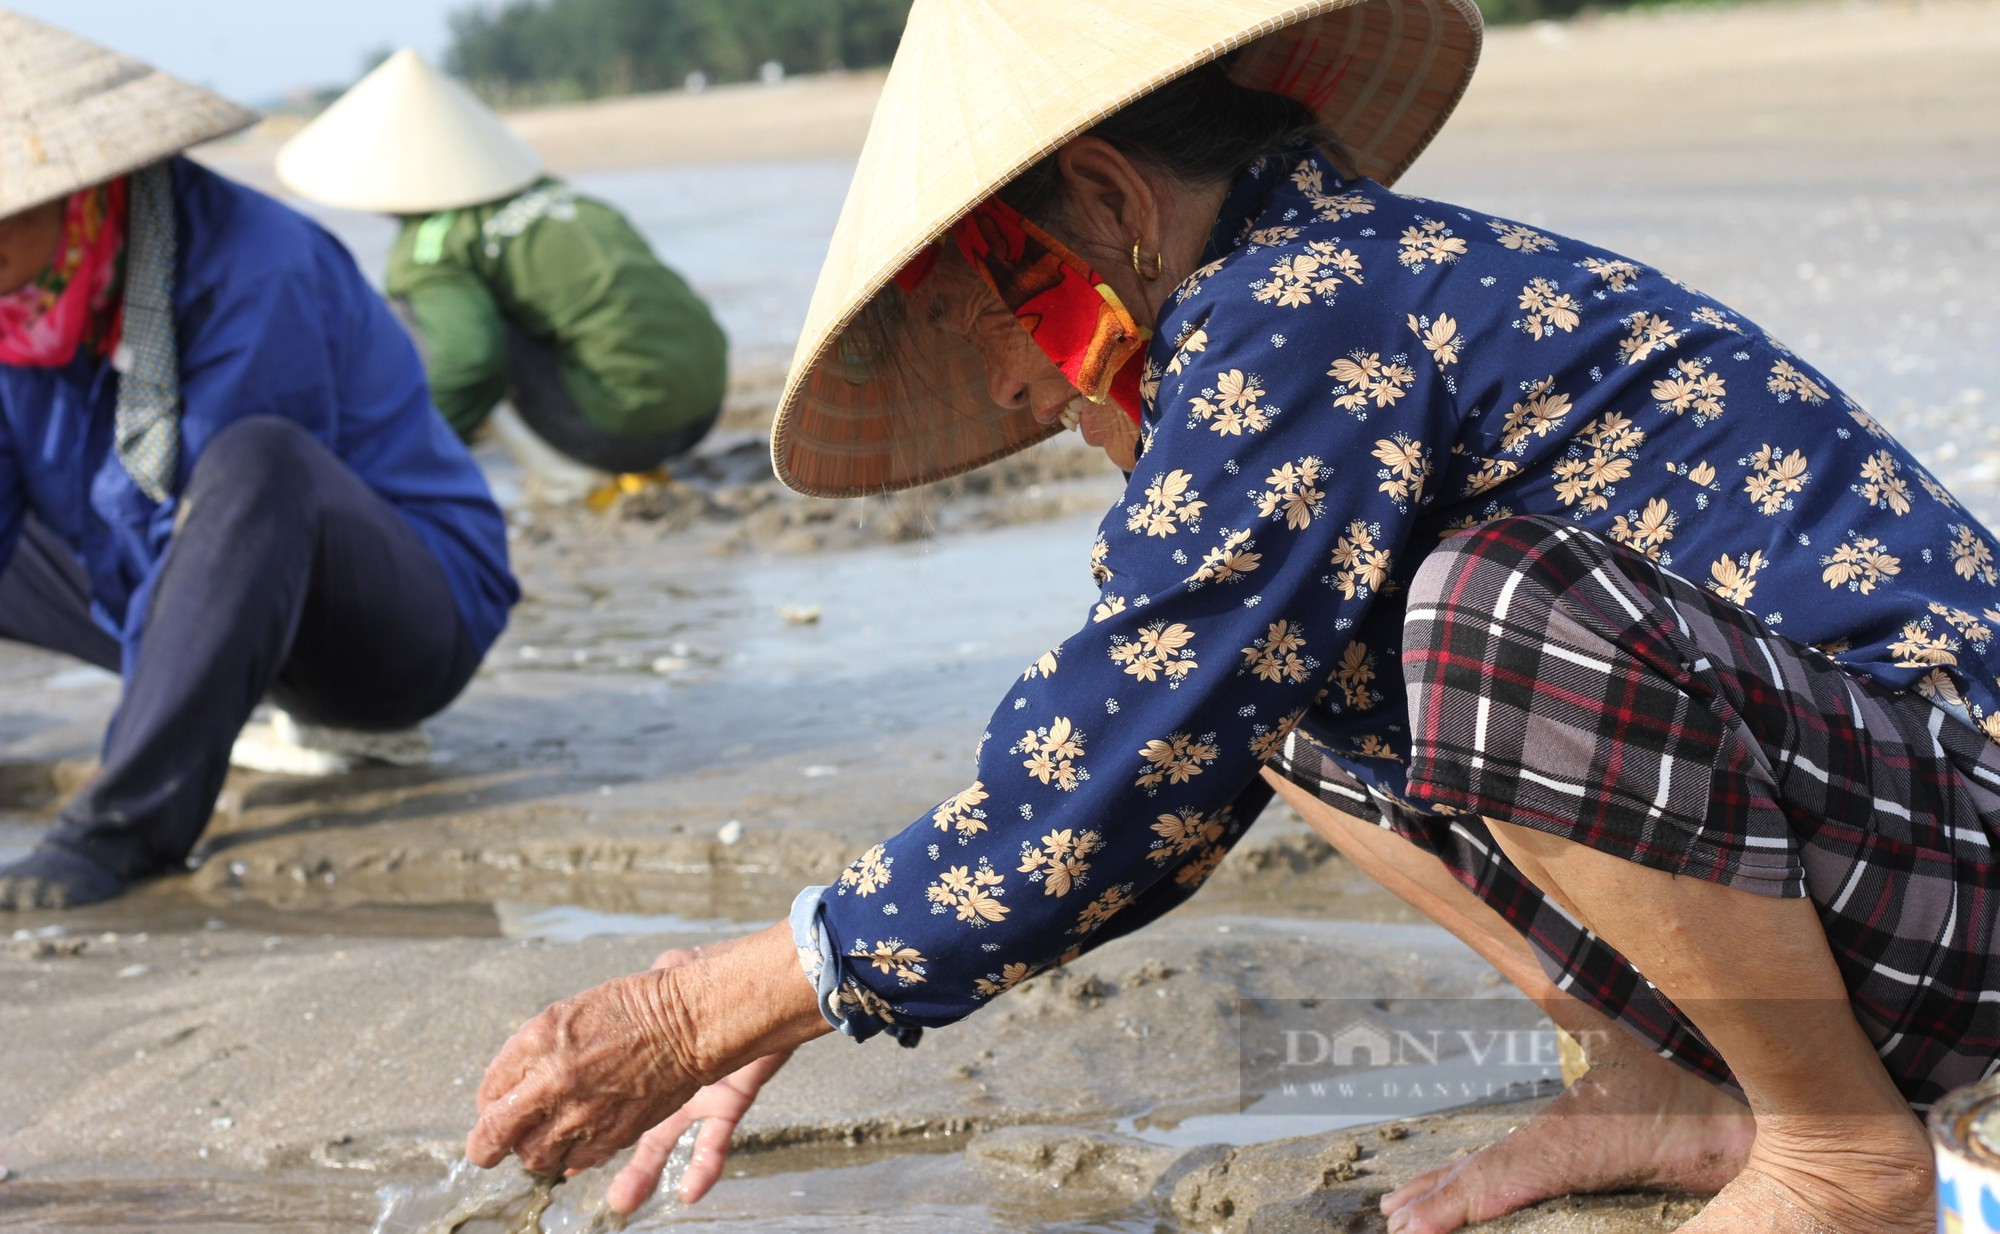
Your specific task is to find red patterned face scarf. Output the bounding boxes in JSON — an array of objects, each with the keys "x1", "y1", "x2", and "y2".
[
  {"x1": 0, "y1": 179, "x2": 129, "y2": 368},
  {"x1": 900, "y1": 196, "x2": 1152, "y2": 423}
]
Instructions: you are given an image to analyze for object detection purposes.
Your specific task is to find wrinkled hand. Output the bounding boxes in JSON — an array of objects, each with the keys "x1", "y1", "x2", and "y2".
[
  {"x1": 605, "y1": 1050, "x2": 792, "y2": 1214},
  {"x1": 464, "y1": 924, "x2": 828, "y2": 1185},
  {"x1": 466, "y1": 968, "x2": 700, "y2": 1175}
]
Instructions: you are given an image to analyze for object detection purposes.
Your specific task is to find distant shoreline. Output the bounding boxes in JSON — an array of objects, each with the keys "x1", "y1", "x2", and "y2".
[
  {"x1": 201, "y1": 69, "x2": 888, "y2": 196},
  {"x1": 199, "y1": 0, "x2": 1996, "y2": 201}
]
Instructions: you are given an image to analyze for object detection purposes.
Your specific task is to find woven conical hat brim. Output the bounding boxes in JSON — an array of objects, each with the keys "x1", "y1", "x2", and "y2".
[
  {"x1": 276, "y1": 49, "x2": 542, "y2": 214},
  {"x1": 0, "y1": 8, "x2": 258, "y2": 218},
  {"x1": 773, "y1": 0, "x2": 1481, "y2": 499}
]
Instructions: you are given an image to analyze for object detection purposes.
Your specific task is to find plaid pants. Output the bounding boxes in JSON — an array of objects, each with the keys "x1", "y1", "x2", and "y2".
[{"x1": 1277, "y1": 515, "x2": 2000, "y2": 1108}]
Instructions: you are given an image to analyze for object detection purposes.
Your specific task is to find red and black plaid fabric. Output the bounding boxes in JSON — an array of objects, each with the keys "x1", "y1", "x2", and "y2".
[{"x1": 1277, "y1": 515, "x2": 2000, "y2": 1108}]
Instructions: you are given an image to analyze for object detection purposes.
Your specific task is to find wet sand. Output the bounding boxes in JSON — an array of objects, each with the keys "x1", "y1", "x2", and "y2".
[{"x1": 6, "y1": 1, "x2": 2000, "y2": 1230}]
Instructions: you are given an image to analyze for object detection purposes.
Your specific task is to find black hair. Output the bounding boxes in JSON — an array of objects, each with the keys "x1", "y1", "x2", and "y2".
[{"x1": 997, "y1": 56, "x2": 1338, "y2": 222}]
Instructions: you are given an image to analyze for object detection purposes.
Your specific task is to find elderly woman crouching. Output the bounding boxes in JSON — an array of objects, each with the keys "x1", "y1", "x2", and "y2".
[{"x1": 465, "y1": 3, "x2": 1991, "y2": 1229}]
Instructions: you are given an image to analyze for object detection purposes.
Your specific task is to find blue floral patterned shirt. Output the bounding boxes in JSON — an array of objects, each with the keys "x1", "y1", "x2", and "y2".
[{"x1": 793, "y1": 150, "x2": 2000, "y2": 1043}]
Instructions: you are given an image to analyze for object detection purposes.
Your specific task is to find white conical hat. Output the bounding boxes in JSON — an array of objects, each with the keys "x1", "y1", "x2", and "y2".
[
  {"x1": 276, "y1": 49, "x2": 542, "y2": 214},
  {"x1": 0, "y1": 8, "x2": 258, "y2": 218},
  {"x1": 772, "y1": 0, "x2": 1481, "y2": 499}
]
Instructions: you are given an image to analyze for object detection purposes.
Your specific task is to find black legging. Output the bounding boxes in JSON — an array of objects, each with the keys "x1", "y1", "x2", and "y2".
[
  {"x1": 0, "y1": 517, "x2": 120, "y2": 672},
  {"x1": 393, "y1": 297, "x2": 717, "y2": 474},
  {"x1": 503, "y1": 324, "x2": 719, "y2": 474},
  {"x1": 1, "y1": 416, "x2": 480, "y2": 879}
]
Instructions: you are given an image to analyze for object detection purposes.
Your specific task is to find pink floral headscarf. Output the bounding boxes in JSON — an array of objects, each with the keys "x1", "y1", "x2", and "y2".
[{"x1": 0, "y1": 178, "x2": 129, "y2": 368}]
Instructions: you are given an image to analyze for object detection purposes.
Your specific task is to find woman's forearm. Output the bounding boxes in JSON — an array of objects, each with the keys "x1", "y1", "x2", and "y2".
[{"x1": 663, "y1": 921, "x2": 831, "y2": 1083}]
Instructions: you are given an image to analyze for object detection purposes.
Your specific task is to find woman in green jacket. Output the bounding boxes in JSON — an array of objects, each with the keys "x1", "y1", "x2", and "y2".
[{"x1": 279, "y1": 50, "x2": 728, "y2": 475}]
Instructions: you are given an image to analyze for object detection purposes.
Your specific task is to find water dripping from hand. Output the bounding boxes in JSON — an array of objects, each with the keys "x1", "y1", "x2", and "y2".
[{"x1": 372, "y1": 1123, "x2": 701, "y2": 1234}]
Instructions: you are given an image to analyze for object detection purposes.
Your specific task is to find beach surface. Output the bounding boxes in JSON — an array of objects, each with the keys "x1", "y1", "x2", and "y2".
[{"x1": 5, "y1": 1, "x2": 1998, "y2": 1230}]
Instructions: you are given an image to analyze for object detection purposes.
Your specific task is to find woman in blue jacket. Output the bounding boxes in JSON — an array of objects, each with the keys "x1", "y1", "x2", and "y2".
[{"x1": 0, "y1": 14, "x2": 517, "y2": 908}]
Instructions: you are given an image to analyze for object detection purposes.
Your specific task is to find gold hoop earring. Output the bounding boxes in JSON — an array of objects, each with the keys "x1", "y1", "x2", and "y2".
[{"x1": 1130, "y1": 242, "x2": 1163, "y2": 281}]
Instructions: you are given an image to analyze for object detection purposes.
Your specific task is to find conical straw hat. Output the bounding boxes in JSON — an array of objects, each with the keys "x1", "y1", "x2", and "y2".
[
  {"x1": 276, "y1": 49, "x2": 542, "y2": 214},
  {"x1": 0, "y1": 8, "x2": 258, "y2": 218},
  {"x1": 773, "y1": 0, "x2": 1481, "y2": 498}
]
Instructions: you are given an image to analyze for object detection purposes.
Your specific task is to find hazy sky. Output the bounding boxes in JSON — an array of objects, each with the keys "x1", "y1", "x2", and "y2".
[{"x1": 14, "y1": 0, "x2": 468, "y2": 104}]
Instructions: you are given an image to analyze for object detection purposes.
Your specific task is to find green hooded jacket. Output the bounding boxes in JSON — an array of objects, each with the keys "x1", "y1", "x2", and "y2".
[{"x1": 386, "y1": 180, "x2": 727, "y2": 441}]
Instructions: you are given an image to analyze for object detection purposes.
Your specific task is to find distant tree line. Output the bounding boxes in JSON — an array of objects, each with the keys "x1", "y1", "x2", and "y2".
[
  {"x1": 443, "y1": 0, "x2": 1649, "y2": 105},
  {"x1": 445, "y1": 0, "x2": 914, "y2": 103}
]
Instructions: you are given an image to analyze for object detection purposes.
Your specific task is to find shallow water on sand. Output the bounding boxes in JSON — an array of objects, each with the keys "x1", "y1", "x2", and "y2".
[
  {"x1": 0, "y1": 1147, "x2": 1156, "y2": 1234},
  {"x1": 371, "y1": 1125, "x2": 697, "y2": 1234}
]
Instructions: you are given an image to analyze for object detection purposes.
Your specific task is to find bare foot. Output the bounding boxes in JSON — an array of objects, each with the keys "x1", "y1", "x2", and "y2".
[
  {"x1": 1676, "y1": 1115, "x2": 1933, "y2": 1233},
  {"x1": 1381, "y1": 1044, "x2": 1753, "y2": 1234}
]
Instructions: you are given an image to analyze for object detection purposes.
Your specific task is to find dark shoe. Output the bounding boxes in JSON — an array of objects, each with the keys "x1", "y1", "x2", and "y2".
[{"x1": 0, "y1": 844, "x2": 130, "y2": 909}]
